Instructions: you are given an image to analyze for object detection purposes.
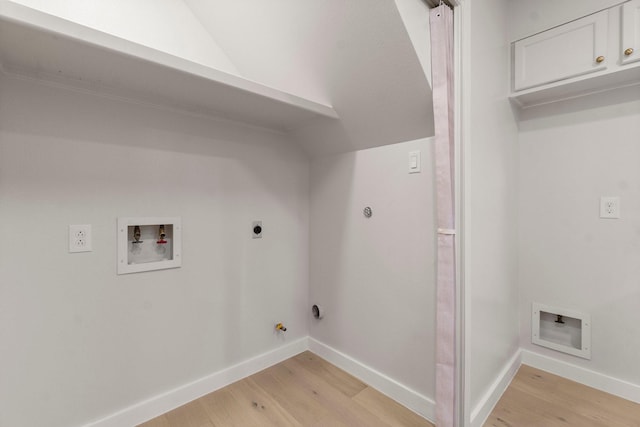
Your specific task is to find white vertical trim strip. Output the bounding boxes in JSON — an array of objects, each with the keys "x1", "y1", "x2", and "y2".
[
  {"x1": 452, "y1": 0, "x2": 467, "y2": 423},
  {"x1": 430, "y1": 3, "x2": 457, "y2": 426}
]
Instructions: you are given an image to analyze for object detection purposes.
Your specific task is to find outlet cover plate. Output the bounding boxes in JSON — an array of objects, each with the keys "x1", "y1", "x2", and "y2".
[
  {"x1": 600, "y1": 196, "x2": 620, "y2": 219},
  {"x1": 69, "y1": 224, "x2": 92, "y2": 253}
]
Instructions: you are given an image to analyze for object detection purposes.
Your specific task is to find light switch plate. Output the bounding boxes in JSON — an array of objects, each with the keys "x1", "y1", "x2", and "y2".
[{"x1": 409, "y1": 150, "x2": 421, "y2": 174}]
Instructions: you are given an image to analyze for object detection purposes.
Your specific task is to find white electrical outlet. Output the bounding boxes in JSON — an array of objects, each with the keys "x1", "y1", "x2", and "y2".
[
  {"x1": 600, "y1": 197, "x2": 620, "y2": 219},
  {"x1": 69, "y1": 224, "x2": 92, "y2": 253}
]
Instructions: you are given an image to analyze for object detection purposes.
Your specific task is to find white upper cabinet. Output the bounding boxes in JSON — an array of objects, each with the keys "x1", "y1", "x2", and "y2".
[
  {"x1": 511, "y1": 0, "x2": 640, "y2": 108},
  {"x1": 513, "y1": 10, "x2": 609, "y2": 91},
  {"x1": 622, "y1": 0, "x2": 640, "y2": 65}
]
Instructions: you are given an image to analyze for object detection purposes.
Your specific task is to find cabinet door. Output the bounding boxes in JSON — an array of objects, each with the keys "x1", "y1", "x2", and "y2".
[
  {"x1": 513, "y1": 10, "x2": 609, "y2": 91},
  {"x1": 622, "y1": 0, "x2": 640, "y2": 65}
]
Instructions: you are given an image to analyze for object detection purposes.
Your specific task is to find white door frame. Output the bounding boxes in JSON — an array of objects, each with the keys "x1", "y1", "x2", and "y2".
[{"x1": 449, "y1": 0, "x2": 469, "y2": 426}]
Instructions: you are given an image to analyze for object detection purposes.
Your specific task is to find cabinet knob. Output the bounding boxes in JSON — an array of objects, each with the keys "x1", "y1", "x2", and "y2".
[
  {"x1": 624, "y1": 48, "x2": 634, "y2": 56},
  {"x1": 595, "y1": 55, "x2": 605, "y2": 63}
]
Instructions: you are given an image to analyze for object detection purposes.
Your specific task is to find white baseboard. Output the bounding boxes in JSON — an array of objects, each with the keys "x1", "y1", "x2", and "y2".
[
  {"x1": 521, "y1": 349, "x2": 640, "y2": 404},
  {"x1": 308, "y1": 337, "x2": 435, "y2": 423},
  {"x1": 90, "y1": 338, "x2": 640, "y2": 427},
  {"x1": 470, "y1": 349, "x2": 521, "y2": 427},
  {"x1": 83, "y1": 337, "x2": 309, "y2": 427}
]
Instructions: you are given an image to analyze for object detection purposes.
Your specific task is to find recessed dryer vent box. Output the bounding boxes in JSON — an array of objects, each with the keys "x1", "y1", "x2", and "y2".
[
  {"x1": 532, "y1": 302, "x2": 591, "y2": 359},
  {"x1": 117, "y1": 217, "x2": 181, "y2": 275}
]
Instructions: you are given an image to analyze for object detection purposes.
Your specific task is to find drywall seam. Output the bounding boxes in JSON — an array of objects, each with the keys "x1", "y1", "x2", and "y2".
[
  {"x1": 83, "y1": 338, "x2": 309, "y2": 427},
  {"x1": 308, "y1": 337, "x2": 435, "y2": 423},
  {"x1": 521, "y1": 350, "x2": 640, "y2": 404},
  {"x1": 470, "y1": 349, "x2": 521, "y2": 427}
]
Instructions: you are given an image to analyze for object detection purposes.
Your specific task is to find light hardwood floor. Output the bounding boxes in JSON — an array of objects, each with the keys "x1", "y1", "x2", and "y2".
[
  {"x1": 485, "y1": 364, "x2": 640, "y2": 427},
  {"x1": 139, "y1": 351, "x2": 433, "y2": 427}
]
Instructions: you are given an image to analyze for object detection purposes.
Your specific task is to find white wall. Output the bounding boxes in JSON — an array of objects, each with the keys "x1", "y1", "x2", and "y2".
[
  {"x1": 517, "y1": 95, "x2": 640, "y2": 385},
  {"x1": 509, "y1": 0, "x2": 640, "y2": 395},
  {"x1": 464, "y1": 0, "x2": 520, "y2": 416},
  {"x1": 0, "y1": 74, "x2": 309, "y2": 427},
  {"x1": 309, "y1": 139, "x2": 436, "y2": 400},
  {"x1": 7, "y1": 0, "x2": 239, "y2": 75},
  {"x1": 394, "y1": 0, "x2": 432, "y2": 87}
]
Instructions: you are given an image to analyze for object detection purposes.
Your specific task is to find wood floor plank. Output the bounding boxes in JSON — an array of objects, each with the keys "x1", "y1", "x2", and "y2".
[
  {"x1": 164, "y1": 400, "x2": 214, "y2": 427},
  {"x1": 486, "y1": 386, "x2": 605, "y2": 427},
  {"x1": 197, "y1": 385, "x2": 263, "y2": 427},
  {"x1": 282, "y1": 357, "x2": 396, "y2": 427},
  {"x1": 250, "y1": 362, "x2": 330, "y2": 425},
  {"x1": 293, "y1": 351, "x2": 368, "y2": 397},
  {"x1": 352, "y1": 386, "x2": 434, "y2": 427},
  {"x1": 486, "y1": 365, "x2": 640, "y2": 427},
  {"x1": 138, "y1": 351, "x2": 433, "y2": 427},
  {"x1": 223, "y1": 377, "x2": 302, "y2": 427},
  {"x1": 138, "y1": 415, "x2": 171, "y2": 427},
  {"x1": 511, "y1": 365, "x2": 640, "y2": 427},
  {"x1": 485, "y1": 392, "x2": 551, "y2": 427},
  {"x1": 512, "y1": 366, "x2": 640, "y2": 426},
  {"x1": 310, "y1": 412, "x2": 353, "y2": 427}
]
